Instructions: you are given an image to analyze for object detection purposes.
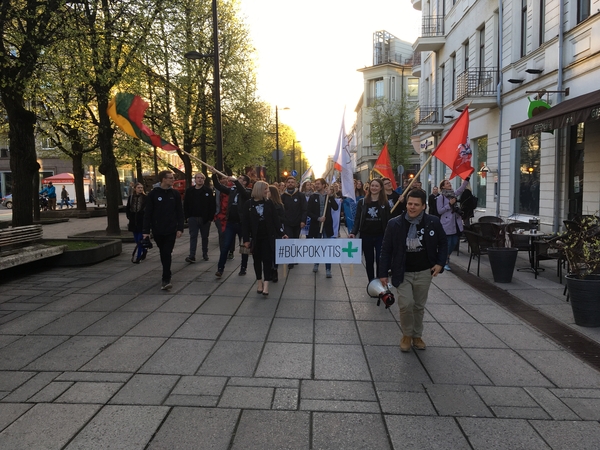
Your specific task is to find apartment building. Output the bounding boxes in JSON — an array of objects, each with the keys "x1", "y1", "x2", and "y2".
[
  {"x1": 351, "y1": 31, "x2": 421, "y2": 182},
  {"x1": 411, "y1": 0, "x2": 600, "y2": 230}
]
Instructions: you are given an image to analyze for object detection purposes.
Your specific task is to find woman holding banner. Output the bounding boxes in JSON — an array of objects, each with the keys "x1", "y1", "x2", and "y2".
[
  {"x1": 348, "y1": 178, "x2": 390, "y2": 281},
  {"x1": 241, "y1": 181, "x2": 286, "y2": 296},
  {"x1": 307, "y1": 178, "x2": 339, "y2": 278}
]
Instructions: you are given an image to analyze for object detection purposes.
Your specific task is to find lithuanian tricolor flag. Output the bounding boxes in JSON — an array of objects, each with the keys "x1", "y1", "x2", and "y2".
[{"x1": 107, "y1": 93, "x2": 178, "y2": 151}]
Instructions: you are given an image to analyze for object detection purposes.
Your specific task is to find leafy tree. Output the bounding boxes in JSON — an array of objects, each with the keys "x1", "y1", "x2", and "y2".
[{"x1": 0, "y1": 0, "x2": 71, "y2": 226}]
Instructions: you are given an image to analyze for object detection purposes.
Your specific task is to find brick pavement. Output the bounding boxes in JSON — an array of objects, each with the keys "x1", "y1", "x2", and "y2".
[{"x1": 0, "y1": 215, "x2": 599, "y2": 449}]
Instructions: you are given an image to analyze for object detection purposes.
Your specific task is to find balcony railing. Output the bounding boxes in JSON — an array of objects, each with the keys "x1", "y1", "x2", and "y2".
[
  {"x1": 413, "y1": 105, "x2": 442, "y2": 125},
  {"x1": 422, "y1": 15, "x2": 444, "y2": 37},
  {"x1": 405, "y1": 52, "x2": 421, "y2": 66},
  {"x1": 456, "y1": 68, "x2": 498, "y2": 100}
]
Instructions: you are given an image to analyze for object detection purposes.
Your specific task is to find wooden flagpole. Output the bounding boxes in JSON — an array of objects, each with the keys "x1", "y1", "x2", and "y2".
[{"x1": 390, "y1": 153, "x2": 435, "y2": 214}]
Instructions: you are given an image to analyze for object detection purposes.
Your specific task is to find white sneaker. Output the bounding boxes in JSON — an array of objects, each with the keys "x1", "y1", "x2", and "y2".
[{"x1": 444, "y1": 264, "x2": 451, "y2": 271}]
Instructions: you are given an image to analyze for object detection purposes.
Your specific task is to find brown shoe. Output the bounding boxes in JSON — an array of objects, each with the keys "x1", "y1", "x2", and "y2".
[
  {"x1": 400, "y1": 335, "x2": 412, "y2": 352},
  {"x1": 412, "y1": 337, "x2": 426, "y2": 350}
]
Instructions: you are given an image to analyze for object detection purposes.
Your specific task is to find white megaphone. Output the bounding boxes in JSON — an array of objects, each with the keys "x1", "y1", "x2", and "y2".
[{"x1": 366, "y1": 279, "x2": 395, "y2": 309}]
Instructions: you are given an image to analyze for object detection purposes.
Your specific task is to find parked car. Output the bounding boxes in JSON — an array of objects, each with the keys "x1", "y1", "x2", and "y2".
[{"x1": 1, "y1": 194, "x2": 12, "y2": 209}]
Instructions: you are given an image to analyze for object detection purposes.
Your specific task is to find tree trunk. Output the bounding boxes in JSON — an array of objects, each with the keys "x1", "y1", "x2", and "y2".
[
  {"x1": 135, "y1": 155, "x2": 143, "y2": 183},
  {"x1": 71, "y1": 150, "x2": 86, "y2": 211},
  {"x1": 3, "y1": 95, "x2": 39, "y2": 227},
  {"x1": 96, "y1": 93, "x2": 121, "y2": 235}
]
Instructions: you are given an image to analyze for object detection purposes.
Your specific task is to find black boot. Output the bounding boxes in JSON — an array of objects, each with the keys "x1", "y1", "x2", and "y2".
[{"x1": 272, "y1": 268, "x2": 278, "y2": 283}]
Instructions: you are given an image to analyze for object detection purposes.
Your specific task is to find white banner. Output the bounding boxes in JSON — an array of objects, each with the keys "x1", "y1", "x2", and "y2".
[{"x1": 275, "y1": 239, "x2": 362, "y2": 264}]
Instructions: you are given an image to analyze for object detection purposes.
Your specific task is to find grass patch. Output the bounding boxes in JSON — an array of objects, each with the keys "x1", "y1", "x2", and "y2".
[{"x1": 45, "y1": 240, "x2": 100, "y2": 251}]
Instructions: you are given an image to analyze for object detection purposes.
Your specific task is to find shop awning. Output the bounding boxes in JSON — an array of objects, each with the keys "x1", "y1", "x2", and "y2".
[{"x1": 510, "y1": 89, "x2": 600, "y2": 138}]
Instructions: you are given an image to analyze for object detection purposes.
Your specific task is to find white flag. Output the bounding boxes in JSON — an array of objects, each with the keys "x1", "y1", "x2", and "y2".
[
  {"x1": 300, "y1": 166, "x2": 314, "y2": 187},
  {"x1": 332, "y1": 111, "x2": 355, "y2": 201}
]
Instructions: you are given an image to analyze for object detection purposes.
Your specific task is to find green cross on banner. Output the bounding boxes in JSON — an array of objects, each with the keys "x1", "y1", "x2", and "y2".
[{"x1": 342, "y1": 242, "x2": 359, "y2": 258}]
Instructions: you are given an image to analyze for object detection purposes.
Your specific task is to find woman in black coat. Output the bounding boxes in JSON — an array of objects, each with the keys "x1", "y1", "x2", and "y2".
[
  {"x1": 126, "y1": 182, "x2": 147, "y2": 263},
  {"x1": 241, "y1": 181, "x2": 286, "y2": 296}
]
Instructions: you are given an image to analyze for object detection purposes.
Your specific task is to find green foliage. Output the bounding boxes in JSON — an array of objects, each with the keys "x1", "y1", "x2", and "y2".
[{"x1": 556, "y1": 215, "x2": 600, "y2": 279}]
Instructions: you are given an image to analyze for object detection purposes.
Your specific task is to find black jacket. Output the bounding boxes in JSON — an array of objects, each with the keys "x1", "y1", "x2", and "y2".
[
  {"x1": 212, "y1": 174, "x2": 250, "y2": 224},
  {"x1": 126, "y1": 193, "x2": 147, "y2": 233},
  {"x1": 143, "y1": 187, "x2": 184, "y2": 236},
  {"x1": 281, "y1": 189, "x2": 307, "y2": 226},
  {"x1": 428, "y1": 193, "x2": 440, "y2": 216},
  {"x1": 350, "y1": 198, "x2": 390, "y2": 237},
  {"x1": 184, "y1": 185, "x2": 216, "y2": 222},
  {"x1": 240, "y1": 199, "x2": 284, "y2": 245},
  {"x1": 307, "y1": 193, "x2": 339, "y2": 238},
  {"x1": 378, "y1": 212, "x2": 448, "y2": 286}
]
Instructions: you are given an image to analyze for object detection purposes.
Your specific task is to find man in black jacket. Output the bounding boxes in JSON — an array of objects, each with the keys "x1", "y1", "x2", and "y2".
[
  {"x1": 281, "y1": 176, "x2": 307, "y2": 268},
  {"x1": 307, "y1": 178, "x2": 339, "y2": 278},
  {"x1": 378, "y1": 189, "x2": 447, "y2": 352},
  {"x1": 143, "y1": 171, "x2": 185, "y2": 290},
  {"x1": 184, "y1": 173, "x2": 216, "y2": 263},
  {"x1": 212, "y1": 172, "x2": 251, "y2": 277},
  {"x1": 428, "y1": 186, "x2": 440, "y2": 216}
]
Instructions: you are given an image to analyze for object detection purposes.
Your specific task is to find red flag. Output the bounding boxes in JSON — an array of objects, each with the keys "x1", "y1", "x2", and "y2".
[
  {"x1": 372, "y1": 143, "x2": 397, "y2": 189},
  {"x1": 432, "y1": 109, "x2": 474, "y2": 179}
]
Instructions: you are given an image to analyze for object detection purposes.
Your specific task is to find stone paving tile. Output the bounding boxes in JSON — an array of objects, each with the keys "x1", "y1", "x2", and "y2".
[
  {"x1": 312, "y1": 412, "x2": 390, "y2": 450},
  {"x1": 490, "y1": 406, "x2": 550, "y2": 419},
  {"x1": 560, "y1": 397, "x2": 600, "y2": 420},
  {"x1": 551, "y1": 388, "x2": 600, "y2": 398},
  {"x1": 56, "y1": 381, "x2": 123, "y2": 404},
  {"x1": 78, "y1": 311, "x2": 150, "y2": 336},
  {"x1": 0, "y1": 335, "x2": 68, "y2": 370},
  {"x1": 197, "y1": 295, "x2": 244, "y2": 315},
  {"x1": 315, "y1": 319, "x2": 360, "y2": 344},
  {"x1": 443, "y1": 287, "x2": 491, "y2": 305},
  {"x1": 140, "y1": 338, "x2": 214, "y2": 375},
  {"x1": 267, "y1": 318, "x2": 313, "y2": 343},
  {"x1": 163, "y1": 395, "x2": 218, "y2": 407},
  {"x1": 0, "y1": 403, "x2": 100, "y2": 449},
  {"x1": 37, "y1": 293, "x2": 102, "y2": 312},
  {"x1": 66, "y1": 405, "x2": 169, "y2": 450},
  {"x1": 197, "y1": 340, "x2": 263, "y2": 377},
  {"x1": 474, "y1": 386, "x2": 539, "y2": 407},
  {"x1": 300, "y1": 399, "x2": 380, "y2": 413},
  {"x1": 126, "y1": 312, "x2": 191, "y2": 337},
  {"x1": 385, "y1": 415, "x2": 471, "y2": 450},
  {"x1": 255, "y1": 343, "x2": 313, "y2": 379},
  {"x1": 364, "y1": 346, "x2": 431, "y2": 383},
  {"x1": 27, "y1": 381, "x2": 74, "y2": 403},
  {"x1": 356, "y1": 320, "x2": 402, "y2": 346},
  {"x1": 218, "y1": 385, "x2": 274, "y2": 409},
  {"x1": 275, "y1": 300, "x2": 314, "y2": 319},
  {"x1": 31, "y1": 311, "x2": 108, "y2": 336},
  {"x1": 56, "y1": 372, "x2": 132, "y2": 383},
  {"x1": 171, "y1": 376, "x2": 227, "y2": 396},
  {"x1": 147, "y1": 407, "x2": 239, "y2": 450},
  {"x1": 314, "y1": 344, "x2": 371, "y2": 381},
  {"x1": 230, "y1": 410, "x2": 309, "y2": 450},
  {"x1": 426, "y1": 304, "x2": 479, "y2": 323},
  {"x1": 441, "y1": 322, "x2": 508, "y2": 348},
  {"x1": 273, "y1": 388, "x2": 298, "y2": 410},
  {"x1": 156, "y1": 294, "x2": 208, "y2": 313},
  {"x1": 301, "y1": 380, "x2": 376, "y2": 401},
  {"x1": 517, "y1": 350, "x2": 600, "y2": 388},
  {"x1": 417, "y1": 322, "x2": 460, "y2": 347},
  {"x1": 0, "y1": 372, "x2": 35, "y2": 392},
  {"x1": 485, "y1": 324, "x2": 559, "y2": 350},
  {"x1": 0, "y1": 311, "x2": 28, "y2": 326},
  {"x1": 315, "y1": 286, "x2": 349, "y2": 301},
  {"x1": 0, "y1": 302, "x2": 43, "y2": 311},
  {"x1": 116, "y1": 295, "x2": 169, "y2": 312},
  {"x1": 228, "y1": 377, "x2": 299, "y2": 388},
  {"x1": 24, "y1": 335, "x2": 117, "y2": 371},
  {"x1": 378, "y1": 390, "x2": 437, "y2": 415},
  {"x1": 110, "y1": 374, "x2": 179, "y2": 405},
  {"x1": 172, "y1": 314, "x2": 229, "y2": 340},
  {"x1": 417, "y1": 347, "x2": 492, "y2": 385},
  {"x1": 524, "y1": 387, "x2": 581, "y2": 420},
  {"x1": 315, "y1": 301, "x2": 354, "y2": 320},
  {"x1": 1, "y1": 372, "x2": 61, "y2": 403},
  {"x1": 425, "y1": 384, "x2": 493, "y2": 417},
  {"x1": 351, "y1": 302, "x2": 396, "y2": 321},
  {"x1": 530, "y1": 420, "x2": 600, "y2": 450},
  {"x1": 457, "y1": 417, "x2": 551, "y2": 449},
  {"x1": 178, "y1": 282, "x2": 218, "y2": 296},
  {"x1": 0, "y1": 403, "x2": 33, "y2": 432},
  {"x1": 219, "y1": 316, "x2": 271, "y2": 342},
  {"x1": 235, "y1": 297, "x2": 279, "y2": 318},
  {"x1": 461, "y1": 304, "x2": 525, "y2": 324},
  {"x1": 76, "y1": 294, "x2": 136, "y2": 312},
  {"x1": 0, "y1": 311, "x2": 64, "y2": 335},
  {"x1": 80, "y1": 336, "x2": 166, "y2": 373},
  {"x1": 465, "y1": 348, "x2": 554, "y2": 387}
]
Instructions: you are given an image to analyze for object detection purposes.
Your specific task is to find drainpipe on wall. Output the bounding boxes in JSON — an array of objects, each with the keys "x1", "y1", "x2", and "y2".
[
  {"x1": 495, "y1": 0, "x2": 504, "y2": 218},
  {"x1": 553, "y1": 0, "x2": 565, "y2": 232}
]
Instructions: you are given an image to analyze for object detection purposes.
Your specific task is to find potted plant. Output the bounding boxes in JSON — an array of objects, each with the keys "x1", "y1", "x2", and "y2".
[
  {"x1": 471, "y1": 221, "x2": 518, "y2": 283},
  {"x1": 555, "y1": 215, "x2": 600, "y2": 327}
]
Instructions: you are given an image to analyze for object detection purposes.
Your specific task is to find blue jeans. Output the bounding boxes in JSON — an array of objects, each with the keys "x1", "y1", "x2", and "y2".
[
  {"x1": 446, "y1": 233, "x2": 459, "y2": 264},
  {"x1": 133, "y1": 232, "x2": 143, "y2": 259},
  {"x1": 217, "y1": 222, "x2": 248, "y2": 271},
  {"x1": 361, "y1": 234, "x2": 383, "y2": 281},
  {"x1": 311, "y1": 232, "x2": 333, "y2": 270},
  {"x1": 188, "y1": 217, "x2": 211, "y2": 258}
]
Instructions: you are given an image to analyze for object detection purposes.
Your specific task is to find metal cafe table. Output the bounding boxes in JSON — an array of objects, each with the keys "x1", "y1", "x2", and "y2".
[{"x1": 511, "y1": 230, "x2": 548, "y2": 275}]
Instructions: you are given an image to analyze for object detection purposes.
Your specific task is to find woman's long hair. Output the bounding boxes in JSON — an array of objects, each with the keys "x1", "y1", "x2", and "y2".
[
  {"x1": 269, "y1": 185, "x2": 283, "y2": 207},
  {"x1": 364, "y1": 178, "x2": 388, "y2": 207}
]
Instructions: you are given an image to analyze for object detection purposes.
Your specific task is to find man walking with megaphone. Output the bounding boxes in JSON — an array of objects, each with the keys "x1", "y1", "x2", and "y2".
[{"x1": 378, "y1": 188, "x2": 448, "y2": 352}]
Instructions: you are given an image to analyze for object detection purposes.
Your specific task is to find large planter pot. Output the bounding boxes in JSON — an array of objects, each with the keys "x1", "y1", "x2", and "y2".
[
  {"x1": 487, "y1": 247, "x2": 518, "y2": 283},
  {"x1": 48, "y1": 239, "x2": 122, "y2": 267},
  {"x1": 566, "y1": 274, "x2": 600, "y2": 327}
]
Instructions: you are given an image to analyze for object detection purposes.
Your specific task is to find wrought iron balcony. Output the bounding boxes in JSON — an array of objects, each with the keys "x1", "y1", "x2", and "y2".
[
  {"x1": 456, "y1": 68, "x2": 498, "y2": 100},
  {"x1": 413, "y1": 105, "x2": 442, "y2": 125},
  {"x1": 422, "y1": 15, "x2": 444, "y2": 37}
]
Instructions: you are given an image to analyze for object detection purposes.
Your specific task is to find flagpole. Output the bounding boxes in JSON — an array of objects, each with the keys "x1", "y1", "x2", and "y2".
[
  {"x1": 179, "y1": 149, "x2": 228, "y2": 179},
  {"x1": 390, "y1": 153, "x2": 435, "y2": 214}
]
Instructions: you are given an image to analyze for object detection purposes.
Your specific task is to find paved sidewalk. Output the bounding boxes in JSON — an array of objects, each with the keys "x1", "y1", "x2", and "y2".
[{"x1": 0, "y1": 215, "x2": 599, "y2": 449}]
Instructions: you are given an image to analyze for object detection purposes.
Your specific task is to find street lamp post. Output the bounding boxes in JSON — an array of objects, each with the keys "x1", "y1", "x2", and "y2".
[
  {"x1": 292, "y1": 140, "x2": 300, "y2": 173},
  {"x1": 184, "y1": 0, "x2": 223, "y2": 170},
  {"x1": 275, "y1": 106, "x2": 290, "y2": 182}
]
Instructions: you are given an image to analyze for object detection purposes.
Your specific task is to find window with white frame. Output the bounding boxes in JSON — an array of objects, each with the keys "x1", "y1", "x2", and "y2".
[
  {"x1": 577, "y1": 0, "x2": 590, "y2": 23},
  {"x1": 516, "y1": 134, "x2": 541, "y2": 215},
  {"x1": 407, "y1": 78, "x2": 419, "y2": 98}
]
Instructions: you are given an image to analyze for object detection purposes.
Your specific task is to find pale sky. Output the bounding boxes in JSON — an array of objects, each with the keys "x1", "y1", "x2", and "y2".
[{"x1": 239, "y1": 0, "x2": 422, "y2": 177}]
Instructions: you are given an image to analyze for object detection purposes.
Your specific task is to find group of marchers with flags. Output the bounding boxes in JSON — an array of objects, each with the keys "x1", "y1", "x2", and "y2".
[{"x1": 107, "y1": 92, "x2": 474, "y2": 232}]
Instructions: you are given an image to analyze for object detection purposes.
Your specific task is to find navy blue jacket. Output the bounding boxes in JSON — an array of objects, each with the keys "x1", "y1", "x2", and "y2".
[{"x1": 378, "y1": 212, "x2": 448, "y2": 286}]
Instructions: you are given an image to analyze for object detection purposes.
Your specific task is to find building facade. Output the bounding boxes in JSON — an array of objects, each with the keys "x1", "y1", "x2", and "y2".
[
  {"x1": 351, "y1": 31, "x2": 421, "y2": 183},
  {"x1": 411, "y1": 0, "x2": 600, "y2": 231}
]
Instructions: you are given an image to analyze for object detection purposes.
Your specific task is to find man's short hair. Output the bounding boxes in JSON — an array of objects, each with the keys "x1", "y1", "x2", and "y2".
[
  {"x1": 158, "y1": 170, "x2": 172, "y2": 182},
  {"x1": 406, "y1": 188, "x2": 426, "y2": 205},
  {"x1": 286, "y1": 176, "x2": 296, "y2": 182},
  {"x1": 240, "y1": 175, "x2": 250, "y2": 185},
  {"x1": 314, "y1": 178, "x2": 327, "y2": 185}
]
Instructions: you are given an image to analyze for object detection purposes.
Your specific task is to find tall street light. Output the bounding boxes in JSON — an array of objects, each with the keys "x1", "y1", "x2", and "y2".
[
  {"x1": 292, "y1": 140, "x2": 300, "y2": 173},
  {"x1": 184, "y1": 0, "x2": 223, "y2": 170},
  {"x1": 275, "y1": 106, "x2": 289, "y2": 181}
]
